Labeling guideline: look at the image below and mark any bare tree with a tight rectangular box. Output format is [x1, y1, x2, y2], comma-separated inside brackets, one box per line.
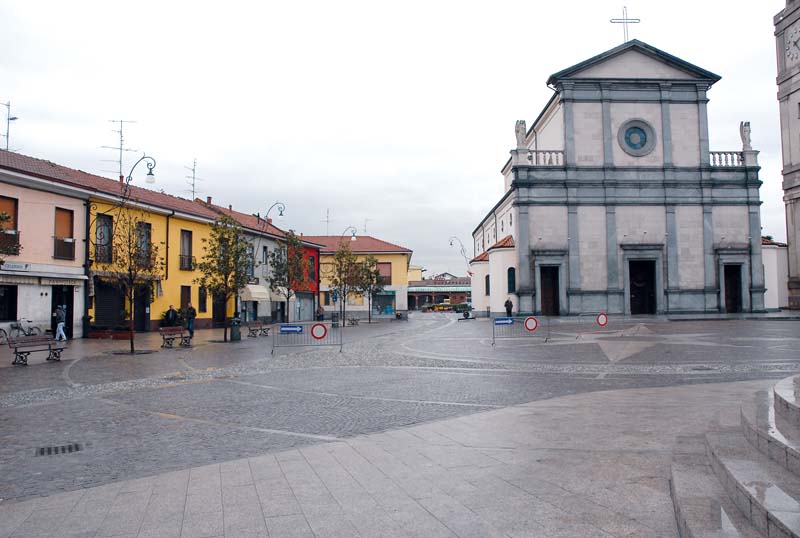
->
[355, 255, 384, 323]
[326, 241, 359, 325]
[267, 230, 309, 323]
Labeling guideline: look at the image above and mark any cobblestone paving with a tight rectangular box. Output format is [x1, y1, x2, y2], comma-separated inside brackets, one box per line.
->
[1, 314, 799, 503]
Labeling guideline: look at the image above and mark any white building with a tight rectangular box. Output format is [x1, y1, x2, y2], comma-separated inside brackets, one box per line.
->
[471, 40, 766, 316]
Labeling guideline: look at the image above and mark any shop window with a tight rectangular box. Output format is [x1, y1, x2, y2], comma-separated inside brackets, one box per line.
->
[323, 291, 330, 306]
[377, 262, 392, 285]
[53, 207, 75, 260]
[507, 267, 516, 293]
[0, 196, 20, 256]
[485, 274, 490, 296]
[95, 214, 113, 263]
[246, 245, 255, 277]
[198, 286, 208, 313]
[0, 285, 18, 321]
[308, 256, 316, 282]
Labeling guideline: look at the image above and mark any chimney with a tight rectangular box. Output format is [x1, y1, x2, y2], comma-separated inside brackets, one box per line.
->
[119, 175, 124, 184]
[229, 204, 232, 211]
[267, 217, 272, 224]
[206, 196, 212, 205]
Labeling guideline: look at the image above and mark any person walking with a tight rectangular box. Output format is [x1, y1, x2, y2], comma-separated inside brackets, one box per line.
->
[55, 305, 68, 341]
[186, 302, 197, 338]
[165, 305, 178, 327]
[504, 298, 513, 317]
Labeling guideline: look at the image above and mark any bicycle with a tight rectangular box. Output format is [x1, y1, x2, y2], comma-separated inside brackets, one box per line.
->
[8, 319, 42, 339]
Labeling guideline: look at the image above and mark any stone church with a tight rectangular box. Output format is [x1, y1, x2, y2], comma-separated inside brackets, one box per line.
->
[470, 40, 765, 317]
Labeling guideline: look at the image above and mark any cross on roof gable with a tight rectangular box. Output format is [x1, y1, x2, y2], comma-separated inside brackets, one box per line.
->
[547, 40, 721, 86]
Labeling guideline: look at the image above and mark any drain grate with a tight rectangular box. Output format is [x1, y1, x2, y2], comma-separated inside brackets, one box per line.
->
[35, 443, 82, 456]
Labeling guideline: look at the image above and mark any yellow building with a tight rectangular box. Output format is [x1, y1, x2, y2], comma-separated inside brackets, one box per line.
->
[303, 235, 413, 317]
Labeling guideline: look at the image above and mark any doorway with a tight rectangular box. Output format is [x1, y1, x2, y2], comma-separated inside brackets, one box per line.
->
[724, 264, 743, 313]
[50, 285, 74, 338]
[540, 266, 560, 316]
[629, 260, 656, 315]
[133, 284, 151, 331]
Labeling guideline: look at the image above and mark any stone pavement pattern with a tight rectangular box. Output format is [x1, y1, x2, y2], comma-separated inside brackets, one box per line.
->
[0, 379, 777, 538]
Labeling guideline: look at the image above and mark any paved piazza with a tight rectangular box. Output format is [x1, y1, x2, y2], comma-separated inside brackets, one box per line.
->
[1, 313, 799, 537]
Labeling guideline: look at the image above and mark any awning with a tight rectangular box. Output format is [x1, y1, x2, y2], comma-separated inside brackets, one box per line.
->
[241, 284, 269, 302]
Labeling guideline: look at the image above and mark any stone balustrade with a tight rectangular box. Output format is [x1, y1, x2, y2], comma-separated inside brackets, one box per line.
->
[709, 151, 744, 167]
[525, 150, 564, 166]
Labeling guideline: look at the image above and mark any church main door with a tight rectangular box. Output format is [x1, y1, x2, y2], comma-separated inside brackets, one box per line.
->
[629, 260, 656, 315]
[540, 266, 560, 316]
[724, 264, 743, 313]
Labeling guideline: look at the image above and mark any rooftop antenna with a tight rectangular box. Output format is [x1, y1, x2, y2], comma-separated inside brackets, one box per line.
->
[185, 158, 205, 199]
[101, 119, 137, 178]
[321, 208, 333, 235]
[610, 6, 640, 43]
[363, 218, 371, 235]
[2, 101, 19, 151]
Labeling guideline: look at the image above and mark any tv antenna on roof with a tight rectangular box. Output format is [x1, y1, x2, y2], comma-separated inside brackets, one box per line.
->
[185, 158, 205, 199]
[321, 208, 334, 235]
[101, 119, 137, 178]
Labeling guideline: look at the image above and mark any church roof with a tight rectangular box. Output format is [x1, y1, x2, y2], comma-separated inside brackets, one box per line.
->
[488, 235, 515, 250]
[546, 39, 721, 86]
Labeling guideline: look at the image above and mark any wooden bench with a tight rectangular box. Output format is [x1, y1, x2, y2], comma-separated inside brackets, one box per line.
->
[347, 317, 360, 326]
[8, 335, 65, 365]
[159, 326, 191, 348]
[246, 321, 271, 337]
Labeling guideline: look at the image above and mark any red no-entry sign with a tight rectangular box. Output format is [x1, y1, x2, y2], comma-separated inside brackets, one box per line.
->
[310, 323, 328, 340]
[524, 316, 538, 332]
[596, 312, 609, 327]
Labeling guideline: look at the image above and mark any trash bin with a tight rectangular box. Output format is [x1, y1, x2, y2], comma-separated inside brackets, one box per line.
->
[229, 315, 242, 341]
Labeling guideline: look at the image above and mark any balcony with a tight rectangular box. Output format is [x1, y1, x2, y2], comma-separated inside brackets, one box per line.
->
[95, 244, 112, 264]
[709, 151, 744, 167]
[0, 230, 20, 256]
[179, 254, 195, 271]
[53, 237, 76, 260]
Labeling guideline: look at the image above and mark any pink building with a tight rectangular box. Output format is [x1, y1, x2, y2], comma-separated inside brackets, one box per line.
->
[0, 154, 88, 338]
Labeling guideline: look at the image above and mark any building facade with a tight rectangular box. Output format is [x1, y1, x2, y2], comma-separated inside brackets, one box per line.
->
[306, 235, 412, 318]
[775, 1, 800, 309]
[470, 40, 766, 316]
[0, 159, 88, 338]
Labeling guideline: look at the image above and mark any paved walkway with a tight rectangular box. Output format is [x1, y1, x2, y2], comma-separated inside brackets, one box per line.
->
[0, 378, 774, 538]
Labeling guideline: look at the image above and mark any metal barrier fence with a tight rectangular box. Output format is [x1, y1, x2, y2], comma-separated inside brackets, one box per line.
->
[491, 316, 550, 345]
[492, 313, 647, 345]
[271, 321, 342, 353]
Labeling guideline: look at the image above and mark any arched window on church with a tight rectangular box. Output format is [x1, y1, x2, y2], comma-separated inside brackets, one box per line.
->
[507, 267, 516, 293]
[485, 274, 490, 296]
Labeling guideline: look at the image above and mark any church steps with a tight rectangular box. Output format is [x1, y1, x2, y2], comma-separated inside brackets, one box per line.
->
[740, 388, 800, 476]
[706, 427, 800, 537]
[775, 376, 800, 427]
[670, 435, 762, 538]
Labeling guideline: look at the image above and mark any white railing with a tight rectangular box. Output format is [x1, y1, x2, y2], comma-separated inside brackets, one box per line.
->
[709, 151, 743, 167]
[526, 150, 565, 166]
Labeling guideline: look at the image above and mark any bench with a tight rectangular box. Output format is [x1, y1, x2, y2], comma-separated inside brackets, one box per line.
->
[347, 317, 360, 326]
[8, 335, 65, 365]
[159, 326, 192, 348]
[246, 321, 271, 337]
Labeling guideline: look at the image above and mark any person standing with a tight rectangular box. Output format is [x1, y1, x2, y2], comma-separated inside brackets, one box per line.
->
[55, 305, 67, 341]
[315, 304, 325, 321]
[165, 305, 178, 327]
[504, 298, 513, 317]
[186, 302, 197, 338]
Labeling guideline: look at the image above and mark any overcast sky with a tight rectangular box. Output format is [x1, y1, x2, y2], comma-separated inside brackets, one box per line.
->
[0, 0, 788, 275]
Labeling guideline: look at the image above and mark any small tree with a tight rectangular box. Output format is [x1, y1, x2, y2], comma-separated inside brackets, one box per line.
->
[355, 256, 384, 323]
[267, 230, 309, 322]
[194, 215, 253, 342]
[94, 208, 164, 353]
[327, 241, 360, 326]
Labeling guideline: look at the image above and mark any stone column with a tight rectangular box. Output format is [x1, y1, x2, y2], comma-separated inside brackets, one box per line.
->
[748, 205, 766, 312]
[568, 205, 580, 313]
[703, 206, 716, 311]
[661, 84, 673, 167]
[666, 206, 679, 312]
[697, 85, 711, 167]
[515, 204, 534, 313]
[562, 83, 576, 168]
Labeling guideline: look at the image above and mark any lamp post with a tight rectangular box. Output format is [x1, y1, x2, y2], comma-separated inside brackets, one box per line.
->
[449, 236, 470, 268]
[121, 154, 157, 202]
[3, 102, 18, 151]
[341, 225, 357, 245]
[264, 201, 286, 225]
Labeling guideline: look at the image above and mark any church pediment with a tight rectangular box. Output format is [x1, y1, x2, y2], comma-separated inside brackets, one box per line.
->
[547, 40, 720, 85]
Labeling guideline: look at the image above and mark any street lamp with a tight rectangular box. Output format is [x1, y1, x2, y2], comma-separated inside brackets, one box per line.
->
[449, 236, 470, 266]
[3, 101, 18, 151]
[265, 201, 286, 224]
[341, 225, 357, 244]
[119, 154, 157, 202]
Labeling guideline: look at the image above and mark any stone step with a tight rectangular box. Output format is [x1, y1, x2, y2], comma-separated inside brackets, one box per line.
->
[775, 375, 800, 428]
[706, 428, 800, 537]
[670, 435, 762, 538]
[740, 389, 800, 476]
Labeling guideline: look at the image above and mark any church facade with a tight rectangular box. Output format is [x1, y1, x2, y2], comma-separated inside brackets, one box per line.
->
[470, 40, 765, 317]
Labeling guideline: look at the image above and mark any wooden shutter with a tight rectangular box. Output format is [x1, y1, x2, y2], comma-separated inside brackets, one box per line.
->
[0, 197, 17, 229]
[55, 208, 73, 238]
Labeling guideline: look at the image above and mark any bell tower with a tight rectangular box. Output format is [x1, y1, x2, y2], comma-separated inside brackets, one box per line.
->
[776, 0, 800, 308]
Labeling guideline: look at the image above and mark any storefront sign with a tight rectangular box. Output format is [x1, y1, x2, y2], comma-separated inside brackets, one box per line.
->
[40, 278, 85, 286]
[1, 262, 30, 271]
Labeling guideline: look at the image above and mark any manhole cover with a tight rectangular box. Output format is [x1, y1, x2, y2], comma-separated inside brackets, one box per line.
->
[35, 443, 82, 456]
